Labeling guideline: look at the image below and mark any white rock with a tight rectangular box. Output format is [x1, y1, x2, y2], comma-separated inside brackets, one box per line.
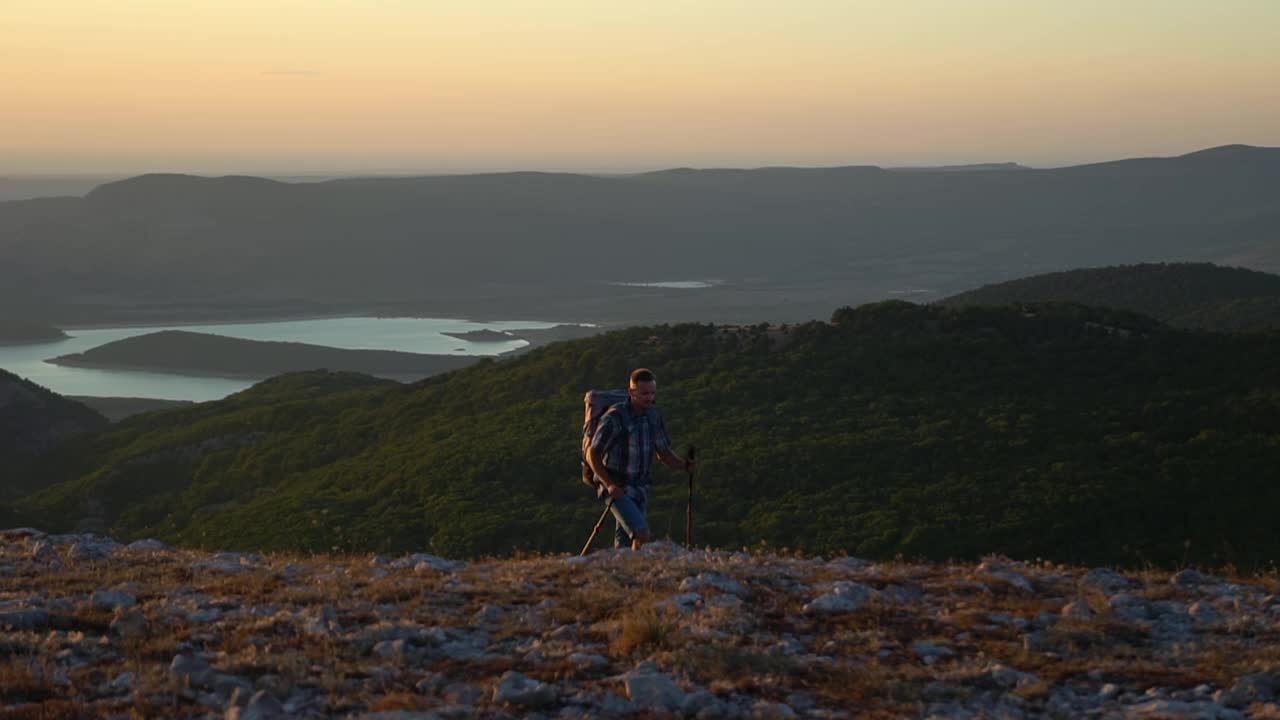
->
[373, 639, 406, 659]
[623, 668, 686, 711]
[110, 672, 135, 692]
[989, 664, 1037, 688]
[125, 539, 169, 553]
[803, 592, 861, 615]
[679, 572, 747, 597]
[804, 581, 874, 615]
[751, 700, 797, 719]
[493, 671, 556, 707]
[978, 558, 1034, 592]
[390, 552, 464, 572]
[170, 653, 213, 686]
[1127, 699, 1231, 717]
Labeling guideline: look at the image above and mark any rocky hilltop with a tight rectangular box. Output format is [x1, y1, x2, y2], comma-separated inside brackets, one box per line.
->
[3, 529, 1280, 719]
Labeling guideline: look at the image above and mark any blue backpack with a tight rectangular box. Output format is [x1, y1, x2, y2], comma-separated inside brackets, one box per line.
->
[580, 389, 634, 486]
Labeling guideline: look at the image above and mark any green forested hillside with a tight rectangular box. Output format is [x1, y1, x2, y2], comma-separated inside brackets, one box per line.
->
[0, 369, 107, 498]
[9, 302, 1280, 569]
[940, 263, 1280, 330]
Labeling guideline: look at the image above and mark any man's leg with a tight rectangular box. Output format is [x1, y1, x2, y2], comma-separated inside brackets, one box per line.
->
[608, 488, 649, 550]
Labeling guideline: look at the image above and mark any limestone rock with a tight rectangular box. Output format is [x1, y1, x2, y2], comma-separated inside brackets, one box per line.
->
[623, 667, 686, 711]
[492, 671, 557, 707]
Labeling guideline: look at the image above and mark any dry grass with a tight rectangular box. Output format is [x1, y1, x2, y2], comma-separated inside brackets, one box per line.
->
[611, 605, 680, 658]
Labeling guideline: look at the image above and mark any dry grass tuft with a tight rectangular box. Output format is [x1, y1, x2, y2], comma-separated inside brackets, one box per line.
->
[611, 605, 680, 658]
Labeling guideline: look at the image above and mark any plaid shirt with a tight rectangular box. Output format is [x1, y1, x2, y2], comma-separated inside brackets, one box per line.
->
[589, 402, 672, 487]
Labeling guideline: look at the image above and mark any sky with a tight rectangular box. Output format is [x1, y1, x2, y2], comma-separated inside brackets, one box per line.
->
[3, 0, 1279, 174]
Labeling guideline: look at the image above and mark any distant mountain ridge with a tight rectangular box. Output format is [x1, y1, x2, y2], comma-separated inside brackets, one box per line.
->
[3, 144, 1278, 325]
[939, 262, 1280, 331]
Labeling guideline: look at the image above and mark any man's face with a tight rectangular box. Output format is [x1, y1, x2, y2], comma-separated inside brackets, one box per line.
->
[630, 380, 657, 411]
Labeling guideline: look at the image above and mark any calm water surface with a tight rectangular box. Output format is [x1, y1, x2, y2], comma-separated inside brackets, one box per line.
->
[0, 316, 557, 402]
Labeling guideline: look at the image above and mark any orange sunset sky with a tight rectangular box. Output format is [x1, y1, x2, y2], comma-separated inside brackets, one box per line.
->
[3, 1, 1278, 174]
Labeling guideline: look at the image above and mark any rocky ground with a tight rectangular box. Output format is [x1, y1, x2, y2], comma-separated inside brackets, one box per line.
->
[2, 530, 1280, 719]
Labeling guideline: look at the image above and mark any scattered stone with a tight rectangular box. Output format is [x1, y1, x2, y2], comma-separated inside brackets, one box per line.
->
[471, 604, 504, 625]
[373, 639, 406, 659]
[751, 700, 797, 719]
[0, 608, 50, 630]
[1172, 569, 1215, 587]
[390, 553, 465, 573]
[1107, 593, 1151, 621]
[989, 664, 1037, 688]
[679, 572, 748, 597]
[623, 666, 686, 711]
[978, 558, 1034, 592]
[568, 652, 608, 669]
[803, 581, 874, 615]
[912, 640, 955, 662]
[1188, 601, 1223, 626]
[125, 539, 169, 552]
[169, 653, 213, 686]
[493, 671, 557, 707]
[442, 682, 485, 705]
[110, 608, 148, 639]
[92, 590, 137, 611]
[1061, 600, 1094, 619]
[706, 594, 743, 610]
[1081, 568, 1135, 593]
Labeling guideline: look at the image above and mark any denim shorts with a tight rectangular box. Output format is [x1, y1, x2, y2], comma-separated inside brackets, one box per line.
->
[600, 484, 648, 547]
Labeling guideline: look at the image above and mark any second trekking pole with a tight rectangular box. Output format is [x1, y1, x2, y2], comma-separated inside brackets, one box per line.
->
[685, 446, 697, 548]
[580, 498, 614, 556]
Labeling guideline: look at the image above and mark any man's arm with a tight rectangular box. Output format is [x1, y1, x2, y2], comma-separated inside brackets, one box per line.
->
[587, 445, 623, 498]
[588, 414, 625, 499]
[657, 447, 694, 473]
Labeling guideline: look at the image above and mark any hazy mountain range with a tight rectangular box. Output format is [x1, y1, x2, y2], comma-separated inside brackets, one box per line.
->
[3, 145, 1277, 325]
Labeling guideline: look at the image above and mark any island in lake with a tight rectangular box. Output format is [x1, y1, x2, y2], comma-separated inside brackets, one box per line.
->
[441, 329, 514, 342]
[442, 324, 600, 346]
[46, 330, 480, 381]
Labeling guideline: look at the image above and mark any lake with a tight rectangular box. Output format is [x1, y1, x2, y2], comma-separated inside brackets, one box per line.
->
[0, 316, 559, 402]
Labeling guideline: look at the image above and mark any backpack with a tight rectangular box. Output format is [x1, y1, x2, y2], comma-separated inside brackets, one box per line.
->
[580, 389, 634, 486]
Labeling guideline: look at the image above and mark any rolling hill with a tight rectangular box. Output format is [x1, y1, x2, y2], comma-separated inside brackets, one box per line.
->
[0, 369, 107, 498]
[938, 262, 1280, 331]
[9, 301, 1280, 570]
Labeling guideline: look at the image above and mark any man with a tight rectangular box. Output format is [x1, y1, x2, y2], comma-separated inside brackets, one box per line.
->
[586, 368, 694, 550]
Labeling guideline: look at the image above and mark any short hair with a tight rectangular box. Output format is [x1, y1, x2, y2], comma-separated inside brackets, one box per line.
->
[629, 368, 656, 386]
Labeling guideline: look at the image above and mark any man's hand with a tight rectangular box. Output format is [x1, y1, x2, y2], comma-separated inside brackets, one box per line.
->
[658, 447, 694, 474]
[603, 482, 625, 499]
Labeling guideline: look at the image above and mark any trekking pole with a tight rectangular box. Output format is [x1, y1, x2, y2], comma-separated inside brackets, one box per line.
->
[580, 498, 614, 556]
[685, 446, 697, 548]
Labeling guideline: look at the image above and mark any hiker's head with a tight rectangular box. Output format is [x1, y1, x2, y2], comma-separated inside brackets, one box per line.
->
[628, 368, 657, 411]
